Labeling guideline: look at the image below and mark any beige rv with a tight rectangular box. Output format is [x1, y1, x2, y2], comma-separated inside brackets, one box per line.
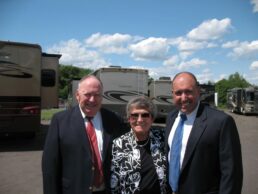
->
[227, 87, 258, 115]
[93, 67, 149, 119]
[148, 77, 174, 121]
[0, 40, 61, 137]
[68, 66, 149, 120]
[148, 77, 216, 122]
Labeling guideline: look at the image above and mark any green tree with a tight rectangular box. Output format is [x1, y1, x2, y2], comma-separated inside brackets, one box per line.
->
[59, 64, 93, 99]
[228, 72, 250, 88]
[215, 79, 230, 105]
[215, 72, 251, 106]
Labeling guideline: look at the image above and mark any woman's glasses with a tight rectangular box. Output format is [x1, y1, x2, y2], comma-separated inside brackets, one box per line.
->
[130, 113, 151, 119]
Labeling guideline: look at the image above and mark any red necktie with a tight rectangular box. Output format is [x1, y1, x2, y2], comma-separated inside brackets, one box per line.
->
[86, 117, 104, 187]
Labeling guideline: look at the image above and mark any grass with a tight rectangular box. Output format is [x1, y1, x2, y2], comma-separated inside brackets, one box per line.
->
[41, 108, 65, 120]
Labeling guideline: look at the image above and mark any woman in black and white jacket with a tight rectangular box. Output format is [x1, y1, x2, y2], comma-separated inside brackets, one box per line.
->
[110, 96, 168, 194]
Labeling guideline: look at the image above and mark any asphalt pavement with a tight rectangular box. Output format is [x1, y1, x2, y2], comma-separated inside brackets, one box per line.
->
[0, 112, 258, 194]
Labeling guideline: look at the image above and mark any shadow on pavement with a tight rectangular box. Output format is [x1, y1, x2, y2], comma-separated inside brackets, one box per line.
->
[0, 123, 49, 152]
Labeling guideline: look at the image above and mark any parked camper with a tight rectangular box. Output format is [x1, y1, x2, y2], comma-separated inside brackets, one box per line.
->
[67, 79, 80, 108]
[199, 84, 216, 107]
[148, 77, 216, 121]
[0, 40, 61, 136]
[41, 53, 61, 109]
[148, 77, 174, 121]
[68, 66, 149, 120]
[94, 66, 149, 119]
[227, 87, 258, 115]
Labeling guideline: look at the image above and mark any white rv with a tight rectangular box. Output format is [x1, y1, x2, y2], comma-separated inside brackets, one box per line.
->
[0, 40, 61, 137]
[148, 78, 216, 121]
[68, 66, 149, 120]
[148, 77, 174, 121]
[67, 79, 80, 108]
[227, 87, 258, 115]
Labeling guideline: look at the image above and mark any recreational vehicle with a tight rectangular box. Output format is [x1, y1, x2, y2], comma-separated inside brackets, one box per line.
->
[92, 66, 149, 119]
[148, 77, 174, 121]
[67, 79, 80, 108]
[227, 87, 258, 115]
[199, 84, 216, 107]
[148, 78, 216, 121]
[68, 67, 217, 122]
[0, 40, 61, 136]
[68, 66, 149, 120]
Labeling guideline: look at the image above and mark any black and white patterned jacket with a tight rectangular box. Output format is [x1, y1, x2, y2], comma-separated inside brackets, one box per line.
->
[110, 127, 168, 194]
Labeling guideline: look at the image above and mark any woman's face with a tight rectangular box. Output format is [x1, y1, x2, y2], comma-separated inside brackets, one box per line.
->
[128, 107, 154, 140]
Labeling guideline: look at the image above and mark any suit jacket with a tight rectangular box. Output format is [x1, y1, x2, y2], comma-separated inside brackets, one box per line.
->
[42, 106, 129, 194]
[165, 103, 243, 194]
[110, 128, 168, 194]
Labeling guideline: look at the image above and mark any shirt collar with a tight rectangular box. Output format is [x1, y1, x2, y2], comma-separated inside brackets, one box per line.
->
[178, 101, 200, 122]
[78, 105, 100, 122]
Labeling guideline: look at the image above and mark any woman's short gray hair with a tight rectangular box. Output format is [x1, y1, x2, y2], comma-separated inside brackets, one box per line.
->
[126, 96, 157, 119]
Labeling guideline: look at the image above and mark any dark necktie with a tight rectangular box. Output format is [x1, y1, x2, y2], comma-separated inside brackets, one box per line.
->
[86, 117, 104, 187]
[169, 114, 187, 192]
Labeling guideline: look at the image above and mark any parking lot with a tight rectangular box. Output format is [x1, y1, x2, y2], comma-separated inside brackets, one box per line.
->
[0, 111, 258, 194]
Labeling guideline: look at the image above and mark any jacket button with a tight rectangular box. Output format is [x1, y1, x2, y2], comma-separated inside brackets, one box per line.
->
[92, 166, 95, 171]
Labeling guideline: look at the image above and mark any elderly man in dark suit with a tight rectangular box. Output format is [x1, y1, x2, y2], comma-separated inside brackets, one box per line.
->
[42, 75, 128, 194]
[165, 72, 243, 194]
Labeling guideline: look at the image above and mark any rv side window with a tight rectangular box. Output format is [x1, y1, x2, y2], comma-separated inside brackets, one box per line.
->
[41, 69, 56, 87]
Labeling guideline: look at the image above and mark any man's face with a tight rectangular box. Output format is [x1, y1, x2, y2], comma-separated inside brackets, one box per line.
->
[76, 77, 102, 117]
[172, 73, 200, 114]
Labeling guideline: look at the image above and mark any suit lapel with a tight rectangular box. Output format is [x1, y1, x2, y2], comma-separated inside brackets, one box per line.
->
[181, 104, 207, 172]
[100, 110, 112, 162]
[165, 111, 178, 151]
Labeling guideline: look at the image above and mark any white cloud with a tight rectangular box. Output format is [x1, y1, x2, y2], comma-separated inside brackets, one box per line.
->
[227, 40, 258, 58]
[187, 18, 232, 41]
[163, 55, 179, 66]
[250, 61, 258, 70]
[129, 37, 169, 61]
[196, 69, 214, 83]
[179, 51, 194, 60]
[85, 32, 135, 54]
[167, 18, 228, 60]
[215, 74, 228, 82]
[148, 66, 175, 79]
[207, 42, 218, 48]
[222, 40, 240, 48]
[167, 37, 183, 46]
[178, 58, 207, 70]
[251, 0, 258, 12]
[47, 39, 111, 69]
[177, 39, 206, 51]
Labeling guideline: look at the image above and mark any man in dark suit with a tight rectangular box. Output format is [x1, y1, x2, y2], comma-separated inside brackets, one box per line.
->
[165, 72, 243, 194]
[42, 75, 128, 194]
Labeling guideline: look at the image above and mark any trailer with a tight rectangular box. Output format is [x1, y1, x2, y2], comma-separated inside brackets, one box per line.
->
[227, 87, 258, 115]
[68, 68, 216, 122]
[148, 77, 174, 121]
[0, 40, 61, 137]
[199, 84, 216, 107]
[68, 66, 149, 120]
[67, 79, 80, 108]
[148, 78, 216, 121]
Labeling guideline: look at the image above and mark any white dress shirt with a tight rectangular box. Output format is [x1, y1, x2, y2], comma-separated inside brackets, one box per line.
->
[168, 102, 199, 168]
[78, 107, 104, 160]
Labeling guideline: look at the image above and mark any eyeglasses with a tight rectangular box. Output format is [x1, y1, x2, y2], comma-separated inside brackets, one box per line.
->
[130, 113, 151, 119]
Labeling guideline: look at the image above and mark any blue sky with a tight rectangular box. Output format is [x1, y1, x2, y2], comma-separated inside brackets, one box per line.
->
[1, 0, 258, 84]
